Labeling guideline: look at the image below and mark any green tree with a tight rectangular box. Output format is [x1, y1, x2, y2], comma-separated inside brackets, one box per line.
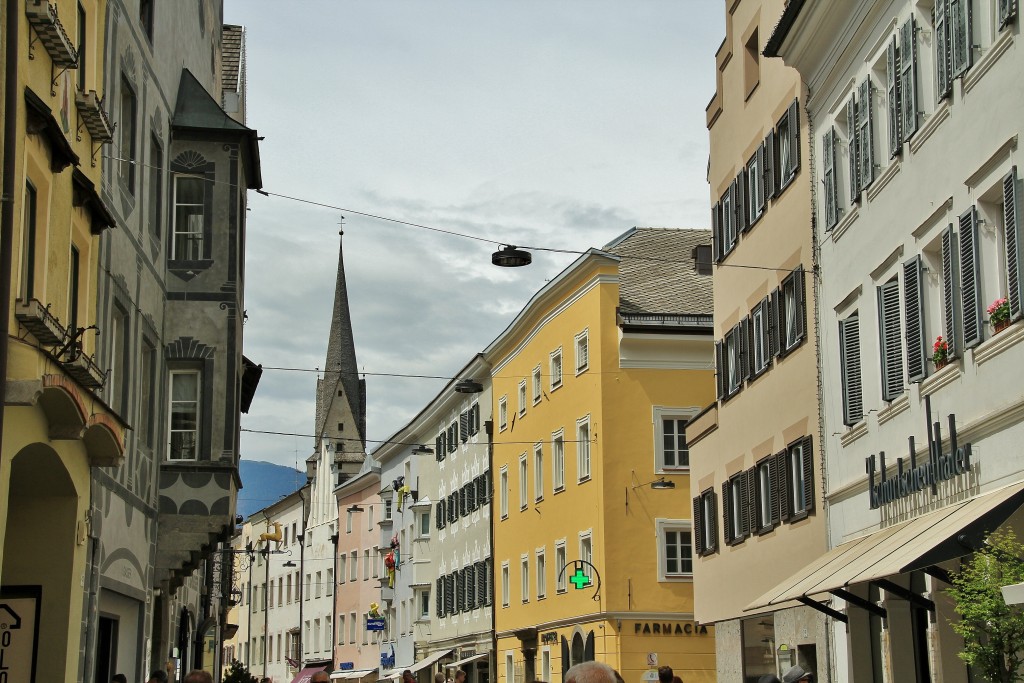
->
[948, 529, 1024, 682]
[223, 659, 258, 683]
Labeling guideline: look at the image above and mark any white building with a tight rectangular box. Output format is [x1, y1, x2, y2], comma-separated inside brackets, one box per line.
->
[758, 2, 1024, 682]
[303, 440, 342, 669]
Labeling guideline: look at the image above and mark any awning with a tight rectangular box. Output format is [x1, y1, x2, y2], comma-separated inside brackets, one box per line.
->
[331, 668, 378, 680]
[747, 481, 1024, 612]
[379, 667, 410, 681]
[409, 649, 454, 673]
[446, 654, 488, 668]
[291, 666, 327, 683]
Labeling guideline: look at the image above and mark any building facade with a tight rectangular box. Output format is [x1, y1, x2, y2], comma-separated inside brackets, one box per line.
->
[686, 1, 828, 680]
[759, 1, 1024, 682]
[1, 1, 127, 681]
[485, 228, 717, 683]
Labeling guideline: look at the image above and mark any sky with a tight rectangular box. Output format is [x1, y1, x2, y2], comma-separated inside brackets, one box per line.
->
[225, 1, 725, 471]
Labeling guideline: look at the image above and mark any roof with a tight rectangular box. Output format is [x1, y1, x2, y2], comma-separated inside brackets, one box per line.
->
[604, 228, 713, 316]
[221, 25, 243, 92]
[763, 0, 807, 58]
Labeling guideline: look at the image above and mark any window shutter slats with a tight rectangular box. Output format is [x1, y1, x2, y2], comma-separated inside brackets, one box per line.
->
[941, 225, 960, 357]
[847, 95, 860, 203]
[437, 577, 444, 617]
[436, 500, 445, 529]
[722, 481, 733, 544]
[801, 437, 815, 513]
[745, 468, 757, 535]
[709, 490, 719, 552]
[460, 411, 470, 443]
[760, 298, 771, 369]
[1004, 168, 1022, 318]
[878, 279, 905, 401]
[736, 171, 748, 234]
[951, 0, 973, 77]
[904, 256, 927, 382]
[738, 475, 749, 537]
[960, 207, 983, 348]
[753, 465, 765, 530]
[795, 267, 807, 343]
[901, 18, 919, 140]
[692, 496, 705, 555]
[887, 36, 902, 158]
[858, 77, 875, 191]
[936, 0, 952, 99]
[711, 202, 722, 264]
[756, 143, 768, 214]
[739, 318, 751, 382]
[765, 129, 777, 201]
[823, 127, 838, 230]
[774, 450, 789, 522]
[998, 0, 1018, 27]
[788, 99, 800, 177]
[840, 315, 864, 426]
[715, 340, 725, 401]
[769, 291, 781, 358]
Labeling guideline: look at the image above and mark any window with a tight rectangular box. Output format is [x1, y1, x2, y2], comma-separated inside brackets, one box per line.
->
[519, 454, 528, 510]
[506, 653, 515, 683]
[287, 574, 292, 602]
[721, 180, 737, 253]
[349, 612, 357, 644]
[364, 549, 371, 579]
[338, 554, 346, 584]
[346, 510, 353, 533]
[751, 299, 770, 376]
[723, 473, 749, 545]
[781, 267, 807, 352]
[747, 147, 765, 226]
[822, 127, 840, 231]
[755, 458, 775, 532]
[500, 466, 509, 519]
[119, 76, 136, 192]
[149, 136, 163, 238]
[280, 576, 285, 604]
[337, 615, 344, 645]
[579, 533, 593, 579]
[168, 370, 200, 460]
[109, 304, 129, 413]
[419, 589, 430, 619]
[743, 28, 759, 95]
[839, 314, 864, 426]
[521, 555, 529, 603]
[950, 0, 973, 79]
[904, 256, 927, 383]
[786, 438, 814, 517]
[417, 510, 430, 537]
[139, 0, 154, 41]
[886, 18, 920, 156]
[172, 175, 205, 260]
[576, 418, 591, 481]
[550, 348, 563, 389]
[717, 318, 749, 399]
[878, 278, 905, 401]
[775, 101, 799, 190]
[315, 571, 322, 598]
[575, 329, 589, 373]
[19, 182, 37, 301]
[552, 431, 565, 491]
[657, 520, 693, 580]
[693, 488, 718, 556]
[139, 340, 156, 448]
[534, 443, 544, 502]
[693, 244, 713, 275]
[518, 380, 527, 417]
[532, 365, 542, 404]
[77, 4, 87, 90]
[349, 551, 358, 581]
[852, 77, 875, 194]
[656, 411, 690, 471]
[542, 649, 551, 683]
[501, 561, 510, 607]
[68, 246, 80, 336]
[384, 498, 393, 521]
[536, 548, 547, 599]
[499, 395, 508, 431]
[372, 546, 379, 578]
[555, 541, 567, 593]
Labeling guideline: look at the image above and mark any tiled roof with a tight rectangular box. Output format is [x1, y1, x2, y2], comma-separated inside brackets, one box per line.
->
[222, 24, 243, 92]
[604, 227, 713, 316]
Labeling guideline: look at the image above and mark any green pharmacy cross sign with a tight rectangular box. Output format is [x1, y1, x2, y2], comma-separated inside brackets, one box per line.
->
[558, 560, 601, 600]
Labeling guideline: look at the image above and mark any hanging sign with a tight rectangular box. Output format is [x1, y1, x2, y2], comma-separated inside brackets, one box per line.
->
[0, 589, 41, 683]
[367, 618, 387, 632]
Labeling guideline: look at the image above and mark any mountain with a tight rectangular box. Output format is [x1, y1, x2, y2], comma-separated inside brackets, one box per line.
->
[237, 460, 305, 520]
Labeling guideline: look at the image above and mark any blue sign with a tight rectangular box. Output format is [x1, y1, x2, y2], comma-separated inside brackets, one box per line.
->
[367, 617, 386, 632]
[381, 646, 395, 669]
[340, 663, 355, 671]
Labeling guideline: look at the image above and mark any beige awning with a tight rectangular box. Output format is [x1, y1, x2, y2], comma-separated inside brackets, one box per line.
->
[409, 649, 454, 673]
[746, 481, 1024, 612]
[331, 669, 378, 680]
[446, 653, 488, 669]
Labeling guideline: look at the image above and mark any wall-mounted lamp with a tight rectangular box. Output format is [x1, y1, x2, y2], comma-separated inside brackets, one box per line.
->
[411, 444, 434, 456]
[346, 505, 364, 513]
[632, 477, 676, 490]
[330, 533, 339, 545]
[492, 245, 532, 267]
[454, 379, 483, 394]
[282, 560, 297, 568]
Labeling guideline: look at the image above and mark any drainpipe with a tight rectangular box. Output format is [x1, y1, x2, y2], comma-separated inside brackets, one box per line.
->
[0, 0, 21, 539]
[486, 418, 496, 682]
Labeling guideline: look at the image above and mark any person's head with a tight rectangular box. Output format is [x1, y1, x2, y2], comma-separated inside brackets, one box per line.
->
[112, 675, 128, 683]
[148, 670, 168, 683]
[403, 670, 414, 681]
[565, 661, 618, 683]
[183, 672, 214, 683]
[454, 670, 467, 683]
[435, 672, 447, 683]
[311, 672, 331, 683]
[671, 677, 683, 683]
[657, 666, 674, 683]
[781, 666, 813, 683]
[757, 676, 782, 683]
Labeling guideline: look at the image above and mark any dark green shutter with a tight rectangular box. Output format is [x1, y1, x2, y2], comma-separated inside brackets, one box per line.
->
[941, 224, 961, 357]
[936, 0, 952, 99]
[801, 436, 815, 513]
[960, 207, 982, 348]
[847, 94, 860, 202]
[823, 127, 838, 230]
[900, 18, 919, 140]
[840, 315, 864, 426]
[951, 0, 973, 77]
[904, 256, 927, 382]
[887, 35, 902, 158]
[878, 279, 905, 401]
[1004, 168, 1022, 318]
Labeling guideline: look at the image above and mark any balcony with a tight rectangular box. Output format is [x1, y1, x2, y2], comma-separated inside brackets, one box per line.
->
[61, 350, 105, 389]
[75, 90, 114, 143]
[25, 0, 78, 68]
[15, 298, 66, 346]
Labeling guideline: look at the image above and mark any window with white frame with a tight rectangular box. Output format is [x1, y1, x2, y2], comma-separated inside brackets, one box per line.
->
[552, 430, 565, 492]
[724, 473, 748, 545]
[532, 365, 542, 404]
[519, 454, 528, 510]
[384, 498, 393, 521]
[787, 438, 813, 517]
[536, 548, 547, 598]
[751, 299, 769, 375]
[338, 554, 346, 584]
[499, 395, 508, 431]
[576, 417, 591, 481]
[533, 443, 544, 502]
[579, 532, 593, 579]
[500, 466, 509, 519]
[349, 551, 358, 581]
[755, 457, 774, 532]
[417, 509, 430, 538]
[656, 519, 693, 580]
[693, 488, 718, 556]
[550, 347, 563, 389]
[517, 380, 528, 417]
[363, 549, 371, 579]
[506, 653, 515, 683]
[501, 561, 510, 607]
[168, 370, 200, 460]
[839, 313, 864, 425]
[418, 588, 430, 620]
[555, 540, 567, 593]
[349, 611, 357, 644]
[878, 277, 905, 401]
[172, 175, 206, 260]
[780, 267, 807, 353]
[654, 408, 692, 471]
[521, 554, 529, 603]
[575, 329, 589, 373]
[747, 146, 765, 226]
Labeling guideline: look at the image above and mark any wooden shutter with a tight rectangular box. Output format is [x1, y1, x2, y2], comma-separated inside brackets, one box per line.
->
[823, 127, 838, 230]
[900, 18, 919, 140]
[746, 312, 757, 377]
[788, 99, 800, 177]
[1004, 168, 1022, 318]
[460, 410, 470, 443]
[801, 437, 815, 513]
[795, 267, 807, 343]
[436, 577, 444, 617]
[759, 298, 771, 370]
[708, 490, 719, 552]
[998, 0, 1018, 27]
[445, 574, 455, 615]
[858, 77, 875, 191]
[941, 225, 961, 357]
[736, 171, 748, 234]
[465, 564, 476, 611]
[721, 481, 733, 544]
[727, 179, 738, 251]
[471, 403, 481, 434]
[769, 290, 781, 358]
[756, 143, 768, 215]
[738, 318, 751, 383]
[951, 0, 973, 77]
[765, 129, 777, 200]
[753, 464, 765, 531]
[878, 279, 905, 401]
[449, 423, 458, 453]
[839, 315, 864, 426]
[774, 450, 790, 522]
[711, 202, 722, 263]
[960, 207, 983, 348]
[745, 468, 758, 534]
[692, 496, 705, 555]
[904, 256, 927, 382]
[887, 35, 902, 158]
[714, 340, 725, 401]
[847, 94, 860, 203]
[936, 0, 952, 99]
[436, 500, 445, 529]
[437, 433, 445, 462]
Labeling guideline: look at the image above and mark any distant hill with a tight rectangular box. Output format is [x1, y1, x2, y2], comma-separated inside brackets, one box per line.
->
[237, 460, 305, 520]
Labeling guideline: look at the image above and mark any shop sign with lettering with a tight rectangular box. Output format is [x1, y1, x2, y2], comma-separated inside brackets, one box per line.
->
[632, 622, 708, 636]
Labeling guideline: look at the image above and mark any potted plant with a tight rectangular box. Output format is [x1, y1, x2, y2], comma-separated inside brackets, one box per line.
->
[932, 335, 949, 369]
[988, 297, 1011, 333]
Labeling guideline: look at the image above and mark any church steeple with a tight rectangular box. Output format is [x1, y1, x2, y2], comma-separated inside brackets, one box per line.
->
[315, 224, 366, 477]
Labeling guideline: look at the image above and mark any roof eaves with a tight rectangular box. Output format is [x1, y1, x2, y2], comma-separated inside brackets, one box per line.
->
[763, 0, 807, 58]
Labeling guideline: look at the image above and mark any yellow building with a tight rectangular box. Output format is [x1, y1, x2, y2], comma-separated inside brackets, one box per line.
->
[484, 229, 716, 683]
[0, 1, 124, 680]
